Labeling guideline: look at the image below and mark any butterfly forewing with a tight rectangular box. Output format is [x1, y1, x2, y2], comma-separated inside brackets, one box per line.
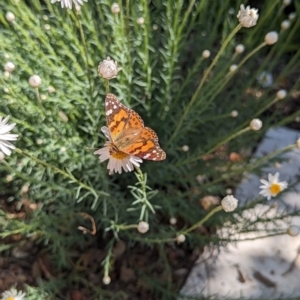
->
[104, 94, 166, 161]
[105, 94, 144, 141]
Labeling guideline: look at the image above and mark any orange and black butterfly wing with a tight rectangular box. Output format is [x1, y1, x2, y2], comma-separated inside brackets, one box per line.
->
[105, 93, 166, 161]
[105, 93, 144, 142]
[121, 127, 166, 161]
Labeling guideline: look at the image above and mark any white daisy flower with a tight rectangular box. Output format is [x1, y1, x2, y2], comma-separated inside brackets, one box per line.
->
[0, 115, 19, 156]
[259, 172, 288, 200]
[51, 0, 87, 9]
[1, 287, 26, 300]
[94, 126, 142, 174]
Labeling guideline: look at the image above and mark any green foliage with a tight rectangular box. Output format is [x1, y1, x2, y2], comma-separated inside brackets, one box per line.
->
[0, 0, 300, 298]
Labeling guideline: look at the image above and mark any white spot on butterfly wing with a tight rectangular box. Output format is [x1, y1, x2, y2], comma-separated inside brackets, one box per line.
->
[106, 109, 113, 116]
[143, 153, 151, 159]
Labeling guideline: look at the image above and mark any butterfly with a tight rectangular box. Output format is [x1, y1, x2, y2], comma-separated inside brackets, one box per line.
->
[104, 93, 166, 161]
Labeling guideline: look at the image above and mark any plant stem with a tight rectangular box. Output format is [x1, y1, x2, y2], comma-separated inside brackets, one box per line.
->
[75, 11, 93, 99]
[105, 80, 110, 94]
[178, 126, 251, 166]
[181, 206, 223, 235]
[167, 24, 242, 146]
[14, 148, 109, 197]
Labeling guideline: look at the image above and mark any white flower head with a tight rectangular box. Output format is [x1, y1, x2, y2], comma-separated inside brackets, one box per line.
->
[276, 89, 287, 99]
[250, 118, 262, 131]
[102, 275, 111, 285]
[48, 86, 56, 93]
[289, 12, 296, 21]
[257, 71, 273, 88]
[94, 126, 142, 174]
[28, 75, 42, 88]
[137, 17, 145, 25]
[231, 110, 238, 117]
[1, 287, 26, 300]
[51, 0, 87, 9]
[176, 234, 186, 244]
[229, 64, 238, 72]
[283, 0, 292, 6]
[169, 217, 177, 225]
[4, 62, 15, 73]
[237, 4, 259, 28]
[235, 44, 245, 54]
[259, 172, 288, 200]
[202, 50, 210, 58]
[265, 31, 278, 45]
[98, 57, 121, 80]
[182, 145, 189, 152]
[0, 116, 19, 156]
[221, 195, 238, 212]
[111, 3, 120, 14]
[226, 188, 233, 194]
[137, 221, 149, 234]
[281, 20, 291, 30]
[287, 225, 299, 237]
[5, 12, 15, 22]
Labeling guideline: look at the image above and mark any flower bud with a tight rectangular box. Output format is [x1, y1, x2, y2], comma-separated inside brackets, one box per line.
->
[6, 12, 15, 22]
[111, 3, 120, 14]
[289, 12, 296, 21]
[98, 57, 122, 80]
[229, 64, 238, 72]
[287, 225, 299, 236]
[250, 118, 262, 131]
[169, 217, 177, 225]
[283, 0, 291, 6]
[221, 195, 238, 212]
[235, 44, 245, 54]
[4, 62, 15, 73]
[48, 86, 56, 93]
[231, 110, 238, 117]
[176, 234, 186, 244]
[265, 31, 278, 45]
[276, 90, 287, 99]
[137, 17, 145, 25]
[137, 221, 149, 234]
[226, 188, 233, 195]
[182, 145, 189, 152]
[202, 50, 210, 58]
[281, 20, 291, 30]
[29, 75, 42, 88]
[102, 275, 111, 285]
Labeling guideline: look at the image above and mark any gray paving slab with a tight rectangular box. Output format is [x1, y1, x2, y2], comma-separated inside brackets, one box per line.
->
[180, 127, 300, 300]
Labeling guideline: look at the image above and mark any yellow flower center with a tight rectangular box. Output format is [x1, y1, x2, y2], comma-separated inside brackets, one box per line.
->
[109, 144, 129, 160]
[111, 150, 129, 160]
[7, 297, 15, 300]
[269, 183, 281, 195]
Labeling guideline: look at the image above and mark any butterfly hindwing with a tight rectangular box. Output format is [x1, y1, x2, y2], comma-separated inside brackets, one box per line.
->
[121, 128, 166, 161]
[105, 93, 166, 161]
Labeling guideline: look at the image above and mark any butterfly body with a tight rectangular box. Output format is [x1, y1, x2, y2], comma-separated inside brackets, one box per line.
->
[105, 94, 166, 161]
